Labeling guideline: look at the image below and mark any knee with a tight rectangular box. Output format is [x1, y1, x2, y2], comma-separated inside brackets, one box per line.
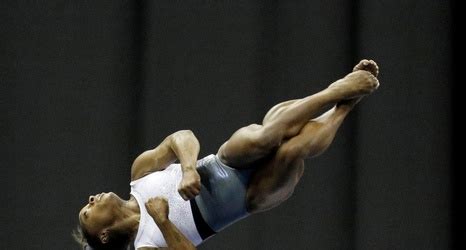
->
[246, 193, 266, 213]
[246, 187, 293, 213]
[245, 189, 280, 213]
[249, 125, 283, 153]
[219, 124, 282, 165]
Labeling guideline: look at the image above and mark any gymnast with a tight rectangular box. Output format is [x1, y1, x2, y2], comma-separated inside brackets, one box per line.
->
[75, 59, 380, 250]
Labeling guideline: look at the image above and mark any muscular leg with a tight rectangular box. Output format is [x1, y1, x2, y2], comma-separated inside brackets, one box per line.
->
[246, 98, 359, 212]
[262, 59, 379, 124]
[246, 60, 379, 212]
[219, 59, 379, 168]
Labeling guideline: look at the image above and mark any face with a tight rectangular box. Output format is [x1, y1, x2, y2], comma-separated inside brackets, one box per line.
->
[79, 192, 124, 235]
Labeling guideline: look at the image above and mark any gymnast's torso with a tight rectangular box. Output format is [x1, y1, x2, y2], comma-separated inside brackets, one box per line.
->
[130, 154, 253, 248]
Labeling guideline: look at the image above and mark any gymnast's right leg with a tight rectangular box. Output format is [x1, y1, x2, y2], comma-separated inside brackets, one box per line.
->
[217, 61, 379, 168]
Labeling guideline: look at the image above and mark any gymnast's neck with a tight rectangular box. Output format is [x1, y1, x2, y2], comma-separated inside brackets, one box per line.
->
[112, 195, 141, 239]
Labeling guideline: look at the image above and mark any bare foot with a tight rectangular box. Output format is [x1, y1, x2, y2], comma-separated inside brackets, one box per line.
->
[338, 59, 380, 108]
[328, 70, 379, 99]
[353, 59, 379, 77]
[331, 59, 380, 109]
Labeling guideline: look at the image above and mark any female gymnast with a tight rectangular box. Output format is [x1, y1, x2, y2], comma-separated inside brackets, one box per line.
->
[75, 59, 380, 250]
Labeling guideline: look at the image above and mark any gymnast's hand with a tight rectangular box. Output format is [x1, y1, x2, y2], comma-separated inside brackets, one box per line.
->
[145, 197, 169, 224]
[178, 168, 201, 200]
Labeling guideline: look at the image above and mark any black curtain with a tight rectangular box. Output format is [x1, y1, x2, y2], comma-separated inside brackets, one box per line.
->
[1, 1, 458, 249]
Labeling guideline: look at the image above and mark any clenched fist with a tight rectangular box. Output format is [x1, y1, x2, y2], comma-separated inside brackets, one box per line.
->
[178, 169, 201, 200]
[145, 197, 169, 224]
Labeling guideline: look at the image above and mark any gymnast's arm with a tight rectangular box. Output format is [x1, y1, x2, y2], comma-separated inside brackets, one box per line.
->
[130, 130, 201, 200]
[138, 197, 197, 250]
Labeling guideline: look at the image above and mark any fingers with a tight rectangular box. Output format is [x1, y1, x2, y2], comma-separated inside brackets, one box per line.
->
[178, 183, 201, 200]
[178, 171, 201, 200]
[147, 197, 168, 205]
[145, 197, 168, 212]
[145, 197, 169, 224]
[178, 182, 201, 200]
[178, 191, 189, 201]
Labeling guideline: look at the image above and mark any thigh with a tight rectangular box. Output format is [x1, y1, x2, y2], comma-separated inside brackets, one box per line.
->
[262, 99, 298, 124]
[217, 124, 277, 168]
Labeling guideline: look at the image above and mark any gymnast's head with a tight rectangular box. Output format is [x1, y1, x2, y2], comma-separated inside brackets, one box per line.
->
[74, 192, 134, 250]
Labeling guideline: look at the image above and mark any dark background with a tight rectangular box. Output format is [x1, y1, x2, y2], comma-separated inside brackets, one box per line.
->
[1, 0, 460, 249]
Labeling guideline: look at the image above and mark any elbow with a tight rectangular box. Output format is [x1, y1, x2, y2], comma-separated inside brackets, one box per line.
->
[175, 130, 197, 141]
[170, 130, 199, 144]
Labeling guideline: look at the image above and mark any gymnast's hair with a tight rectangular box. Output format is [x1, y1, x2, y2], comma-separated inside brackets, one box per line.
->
[72, 225, 132, 250]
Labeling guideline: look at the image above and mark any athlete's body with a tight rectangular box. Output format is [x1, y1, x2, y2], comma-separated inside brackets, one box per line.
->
[76, 59, 380, 250]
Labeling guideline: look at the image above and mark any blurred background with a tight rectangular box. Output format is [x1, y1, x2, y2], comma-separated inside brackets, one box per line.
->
[1, 0, 461, 249]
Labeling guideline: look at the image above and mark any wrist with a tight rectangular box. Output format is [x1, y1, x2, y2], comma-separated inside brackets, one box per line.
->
[182, 164, 197, 172]
[155, 217, 169, 226]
